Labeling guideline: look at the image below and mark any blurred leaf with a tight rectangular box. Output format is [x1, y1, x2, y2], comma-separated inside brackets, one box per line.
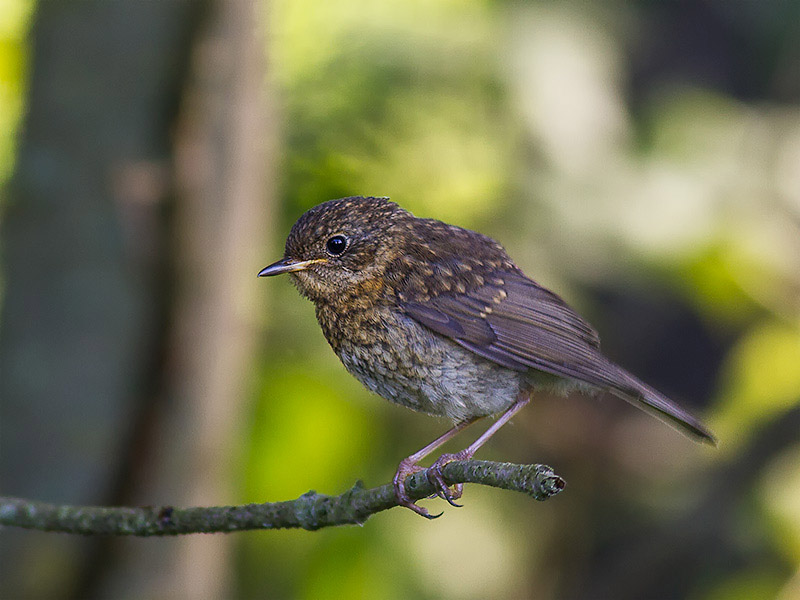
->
[645, 90, 750, 165]
[300, 530, 411, 600]
[761, 444, 800, 564]
[676, 242, 763, 326]
[244, 364, 375, 500]
[272, 0, 510, 228]
[0, 0, 33, 186]
[0, 0, 33, 39]
[712, 320, 800, 450]
[697, 568, 786, 600]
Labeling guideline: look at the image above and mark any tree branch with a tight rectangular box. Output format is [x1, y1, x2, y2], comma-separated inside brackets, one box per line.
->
[0, 460, 564, 535]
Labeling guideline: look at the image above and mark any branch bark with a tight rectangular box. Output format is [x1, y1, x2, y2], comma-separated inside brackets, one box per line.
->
[0, 461, 564, 535]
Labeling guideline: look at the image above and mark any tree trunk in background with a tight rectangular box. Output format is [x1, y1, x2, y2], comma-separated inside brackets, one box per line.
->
[96, 1, 275, 598]
[0, 1, 197, 597]
[0, 1, 275, 598]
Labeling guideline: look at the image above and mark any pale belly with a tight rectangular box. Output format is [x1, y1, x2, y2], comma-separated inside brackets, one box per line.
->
[336, 310, 523, 422]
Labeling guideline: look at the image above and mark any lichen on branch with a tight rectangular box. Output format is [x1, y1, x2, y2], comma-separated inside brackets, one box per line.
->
[0, 460, 564, 535]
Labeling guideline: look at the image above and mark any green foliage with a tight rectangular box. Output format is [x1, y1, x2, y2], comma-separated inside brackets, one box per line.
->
[274, 0, 512, 227]
[245, 363, 375, 500]
[3, 0, 799, 596]
[714, 322, 800, 449]
[240, 0, 800, 597]
[760, 444, 800, 565]
[0, 0, 33, 189]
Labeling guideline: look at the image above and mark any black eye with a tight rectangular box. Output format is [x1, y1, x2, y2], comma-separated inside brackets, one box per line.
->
[325, 234, 348, 256]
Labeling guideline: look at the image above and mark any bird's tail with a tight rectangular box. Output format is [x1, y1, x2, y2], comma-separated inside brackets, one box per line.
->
[603, 362, 717, 445]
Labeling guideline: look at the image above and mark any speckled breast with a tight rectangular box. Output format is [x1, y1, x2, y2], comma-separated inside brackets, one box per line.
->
[333, 307, 523, 423]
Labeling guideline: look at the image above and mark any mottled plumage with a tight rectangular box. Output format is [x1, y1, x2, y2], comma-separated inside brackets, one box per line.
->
[259, 196, 715, 516]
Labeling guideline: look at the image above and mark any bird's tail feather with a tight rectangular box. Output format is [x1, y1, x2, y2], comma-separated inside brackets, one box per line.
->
[605, 363, 716, 445]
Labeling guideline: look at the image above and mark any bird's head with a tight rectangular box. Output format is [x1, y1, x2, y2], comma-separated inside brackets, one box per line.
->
[259, 196, 411, 304]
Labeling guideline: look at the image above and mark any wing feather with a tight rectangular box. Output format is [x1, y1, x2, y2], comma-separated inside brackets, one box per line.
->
[401, 271, 716, 443]
[402, 272, 604, 383]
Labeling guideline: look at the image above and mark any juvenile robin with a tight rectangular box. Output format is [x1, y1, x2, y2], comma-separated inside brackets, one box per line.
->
[259, 196, 715, 518]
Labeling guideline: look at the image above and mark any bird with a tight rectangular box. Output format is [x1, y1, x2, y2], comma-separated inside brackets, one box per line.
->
[258, 196, 715, 518]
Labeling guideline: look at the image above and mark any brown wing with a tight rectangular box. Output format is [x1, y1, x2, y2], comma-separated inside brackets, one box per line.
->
[402, 271, 716, 443]
[403, 272, 604, 379]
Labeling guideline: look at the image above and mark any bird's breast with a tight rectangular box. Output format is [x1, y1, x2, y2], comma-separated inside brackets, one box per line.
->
[318, 304, 523, 421]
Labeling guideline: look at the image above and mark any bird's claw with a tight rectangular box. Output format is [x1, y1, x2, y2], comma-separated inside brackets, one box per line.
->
[393, 451, 472, 516]
[393, 459, 443, 518]
[427, 451, 471, 507]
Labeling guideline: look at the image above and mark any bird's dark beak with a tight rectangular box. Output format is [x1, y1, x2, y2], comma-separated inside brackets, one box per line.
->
[257, 257, 325, 277]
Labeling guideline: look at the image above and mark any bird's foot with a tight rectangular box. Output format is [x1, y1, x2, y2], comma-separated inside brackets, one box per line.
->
[392, 458, 443, 519]
[427, 450, 472, 507]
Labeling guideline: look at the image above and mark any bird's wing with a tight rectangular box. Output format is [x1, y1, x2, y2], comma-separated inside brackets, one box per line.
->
[402, 271, 604, 379]
[402, 271, 716, 443]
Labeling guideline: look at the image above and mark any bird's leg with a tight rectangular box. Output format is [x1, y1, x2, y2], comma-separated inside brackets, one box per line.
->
[428, 393, 531, 507]
[393, 416, 481, 518]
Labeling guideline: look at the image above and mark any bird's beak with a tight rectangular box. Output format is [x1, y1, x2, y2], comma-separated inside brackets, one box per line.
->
[257, 257, 325, 277]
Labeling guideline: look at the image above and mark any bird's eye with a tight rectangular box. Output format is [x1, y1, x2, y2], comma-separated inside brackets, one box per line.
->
[325, 234, 348, 256]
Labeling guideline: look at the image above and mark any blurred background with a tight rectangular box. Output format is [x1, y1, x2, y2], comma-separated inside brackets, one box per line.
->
[1, 0, 800, 598]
